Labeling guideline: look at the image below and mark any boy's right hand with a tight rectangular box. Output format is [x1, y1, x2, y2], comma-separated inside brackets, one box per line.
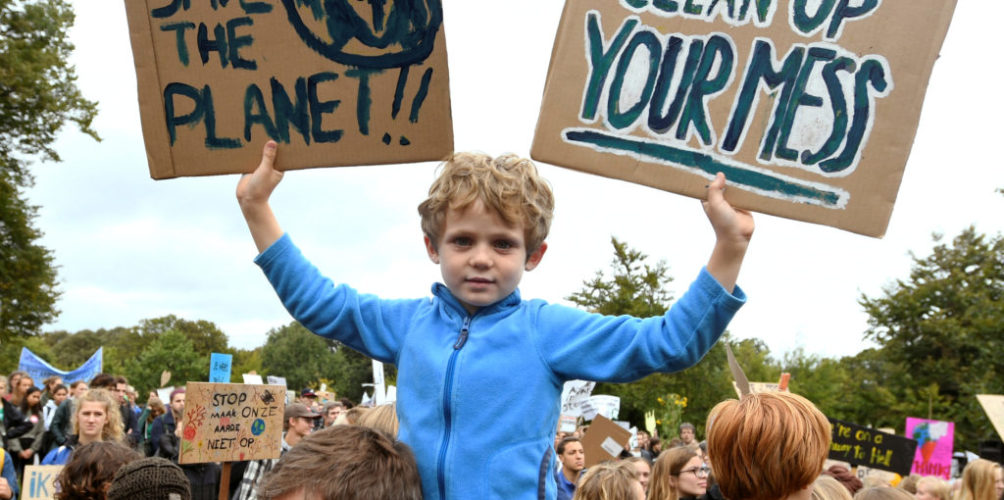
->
[237, 141, 285, 253]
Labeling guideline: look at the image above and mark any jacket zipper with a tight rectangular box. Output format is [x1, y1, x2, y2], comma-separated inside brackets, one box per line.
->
[437, 315, 471, 500]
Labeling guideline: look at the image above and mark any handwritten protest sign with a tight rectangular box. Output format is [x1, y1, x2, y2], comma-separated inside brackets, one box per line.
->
[532, 0, 957, 237]
[560, 379, 596, 417]
[828, 417, 916, 475]
[582, 415, 632, 467]
[905, 417, 953, 479]
[209, 353, 232, 383]
[179, 382, 284, 464]
[23, 465, 62, 500]
[124, 0, 453, 179]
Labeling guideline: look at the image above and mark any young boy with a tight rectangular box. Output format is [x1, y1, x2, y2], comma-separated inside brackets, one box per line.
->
[237, 141, 753, 500]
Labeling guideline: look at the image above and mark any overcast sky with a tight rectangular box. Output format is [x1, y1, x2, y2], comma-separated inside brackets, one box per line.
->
[23, 0, 1004, 362]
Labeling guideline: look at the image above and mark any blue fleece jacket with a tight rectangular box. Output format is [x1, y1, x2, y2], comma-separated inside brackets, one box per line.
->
[256, 234, 745, 500]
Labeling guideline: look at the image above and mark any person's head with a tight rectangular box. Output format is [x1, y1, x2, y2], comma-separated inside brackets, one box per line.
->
[52, 384, 69, 405]
[107, 456, 192, 500]
[957, 458, 1004, 500]
[812, 475, 853, 500]
[557, 437, 586, 475]
[914, 476, 950, 500]
[44, 375, 63, 393]
[338, 405, 369, 426]
[284, 403, 321, 437]
[573, 460, 646, 500]
[89, 373, 116, 390]
[55, 441, 141, 500]
[113, 376, 129, 405]
[147, 399, 167, 424]
[357, 403, 399, 437]
[168, 388, 185, 417]
[7, 371, 25, 392]
[72, 389, 124, 443]
[0, 375, 8, 397]
[21, 386, 42, 413]
[71, 380, 89, 398]
[649, 445, 706, 500]
[650, 436, 662, 454]
[14, 374, 33, 399]
[637, 430, 651, 449]
[821, 465, 863, 496]
[299, 387, 317, 403]
[624, 456, 652, 493]
[418, 152, 554, 314]
[706, 392, 830, 500]
[853, 487, 913, 500]
[323, 402, 345, 426]
[679, 422, 696, 444]
[898, 475, 921, 495]
[259, 425, 422, 500]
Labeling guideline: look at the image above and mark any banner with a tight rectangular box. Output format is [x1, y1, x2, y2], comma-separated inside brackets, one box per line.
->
[532, 0, 957, 237]
[209, 353, 233, 383]
[18, 347, 102, 385]
[827, 417, 916, 475]
[905, 417, 953, 479]
[179, 382, 285, 464]
[124, 0, 453, 179]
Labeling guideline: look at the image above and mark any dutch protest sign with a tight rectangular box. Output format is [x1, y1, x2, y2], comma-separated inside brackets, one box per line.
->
[828, 417, 916, 475]
[179, 382, 285, 464]
[532, 0, 957, 237]
[905, 417, 954, 479]
[23, 465, 62, 500]
[124, 0, 453, 179]
[976, 394, 1004, 442]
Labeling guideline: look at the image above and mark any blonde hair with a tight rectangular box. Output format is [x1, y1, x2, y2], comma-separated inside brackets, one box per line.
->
[71, 389, 124, 442]
[357, 403, 399, 437]
[956, 459, 1002, 500]
[706, 392, 831, 500]
[648, 446, 699, 500]
[573, 461, 641, 500]
[812, 475, 854, 500]
[916, 476, 951, 500]
[855, 487, 913, 500]
[418, 152, 554, 254]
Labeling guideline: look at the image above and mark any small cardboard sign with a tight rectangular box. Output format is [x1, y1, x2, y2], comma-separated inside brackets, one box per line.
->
[581, 414, 632, 467]
[209, 353, 233, 383]
[242, 373, 263, 385]
[828, 417, 916, 475]
[976, 394, 1004, 442]
[179, 382, 285, 464]
[124, 0, 454, 179]
[905, 417, 954, 479]
[560, 379, 596, 417]
[23, 465, 62, 500]
[532, 0, 957, 237]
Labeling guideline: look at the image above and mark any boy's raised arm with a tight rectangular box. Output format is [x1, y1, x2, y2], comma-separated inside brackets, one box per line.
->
[702, 172, 754, 293]
[237, 141, 285, 253]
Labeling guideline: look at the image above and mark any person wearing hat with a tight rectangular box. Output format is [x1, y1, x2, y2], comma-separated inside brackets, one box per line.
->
[108, 456, 192, 500]
[234, 403, 321, 500]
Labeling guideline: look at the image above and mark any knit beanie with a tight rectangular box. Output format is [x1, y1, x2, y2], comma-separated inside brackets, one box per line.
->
[107, 457, 192, 500]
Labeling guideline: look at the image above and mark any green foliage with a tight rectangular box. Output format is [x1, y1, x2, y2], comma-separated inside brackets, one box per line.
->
[261, 322, 340, 392]
[124, 330, 204, 395]
[566, 237, 673, 317]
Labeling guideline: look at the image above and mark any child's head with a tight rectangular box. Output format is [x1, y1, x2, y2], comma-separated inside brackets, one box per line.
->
[706, 392, 831, 500]
[418, 152, 555, 313]
[573, 460, 645, 500]
[418, 152, 554, 254]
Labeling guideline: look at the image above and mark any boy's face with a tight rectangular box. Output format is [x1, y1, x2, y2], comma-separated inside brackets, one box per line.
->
[425, 200, 546, 315]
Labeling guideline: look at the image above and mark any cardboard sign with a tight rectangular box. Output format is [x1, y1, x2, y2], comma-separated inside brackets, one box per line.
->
[532, 0, 957, 237]
[23, 465, 62, 500]
[905, 417, 954, 479]
[976, 394, 1004, 442]
[731, 380, 783, 398]
[242, 373, 263, 385]
[560, 379, 596, 417]
[209, 353, 233, 383]
[828, 417, 916, 475]
[581, 414, 633, 467]
[179, 382, 285, 464]
[124, 0, 454, 179]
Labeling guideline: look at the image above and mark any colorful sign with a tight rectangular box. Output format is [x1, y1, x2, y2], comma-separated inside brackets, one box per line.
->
[209, 353, 232, 383]
[124, 0, 453, 179]
[22, 465, 62, 500]
[532, 0, 957, 237]
[179, 382, 285, 464]
[827, 417, 916, 475]
[905, 417, 954, 479]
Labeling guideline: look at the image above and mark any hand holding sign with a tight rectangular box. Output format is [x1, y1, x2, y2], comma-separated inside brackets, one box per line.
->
[237, 141, 285, 253]
[703, 172, 754, 292]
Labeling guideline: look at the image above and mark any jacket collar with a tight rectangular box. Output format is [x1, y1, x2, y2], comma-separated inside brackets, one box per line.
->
[430, 283, 522, 318]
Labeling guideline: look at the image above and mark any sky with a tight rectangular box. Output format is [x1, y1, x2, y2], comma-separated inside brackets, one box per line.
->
[22, 0, 1004, 362]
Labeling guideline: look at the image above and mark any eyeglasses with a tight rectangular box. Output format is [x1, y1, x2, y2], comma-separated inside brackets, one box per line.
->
[678, 465, 711, 478]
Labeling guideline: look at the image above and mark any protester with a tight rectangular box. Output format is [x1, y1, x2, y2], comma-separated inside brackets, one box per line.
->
[0, 376, 33, 453]
[356, 403, 399, 437]
[9, 386, 45, 480]
[0, 448, 18, 500]
[648, 446, 707, 500]
[822, 465, 863, 496]
[40, 376, 62, 405]
[4, 373, 25, 403]
[334, 406, 368, 426]
[899, 475, 921, 495]
[234, 403, 320, 500]
[7, 375, 32, 410]
[107, 456, 192, 500]
[955, 459, 1003, 500]
[573, 461, 646, 500]
[706, 392, 830, 500]
[43, 384, 68, 433]
[679, 423, 697, 446]
[556, 436, 586, 500]
[51, 375, 112, 449]
[915, 476, 951, 500]
[258, 425, 422, 500]
[112, 376, 140, 446]
[812, 475, 853, 500]
[623, 456, 652, 494]
[136, 394, 166, 457]
[150, 388, 184, 458]
[321, 401, 344, 428]
[54, 441, 141, 500]
[43, 389, 124, 465]
[855, 488, 913, 500]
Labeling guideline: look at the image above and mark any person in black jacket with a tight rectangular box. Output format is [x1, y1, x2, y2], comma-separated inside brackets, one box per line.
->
[0, 376, 33, 451]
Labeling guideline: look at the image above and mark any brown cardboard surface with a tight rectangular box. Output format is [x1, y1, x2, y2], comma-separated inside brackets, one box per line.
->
[976, 395, 1004, 442]
[532, 0, 957, 237]
[581, 414, 632, 467]
[179, 382, 285, 464]
[125, 0, 453, 179]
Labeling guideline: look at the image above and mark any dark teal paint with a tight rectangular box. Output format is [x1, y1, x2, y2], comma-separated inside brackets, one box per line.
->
[408, 67, 433, 123]
[677, 34, 734, 145]
[607, 30, 661, 130]
[819, 58, 887, 172]
[161, 22, 195, 66]
[722, 40, 803, 153]
[583, 13, 639, 121]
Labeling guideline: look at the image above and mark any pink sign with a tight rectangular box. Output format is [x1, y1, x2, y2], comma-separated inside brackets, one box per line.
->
[905, 417, 954, 479]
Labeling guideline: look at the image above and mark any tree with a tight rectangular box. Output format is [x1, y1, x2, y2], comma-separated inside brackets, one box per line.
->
[0, 0, 99, 340]
[124, 330, 204, 395]
[567, 237, 674, 317]
[261, 322, 340, 392]
[859, 227, 1004, 450]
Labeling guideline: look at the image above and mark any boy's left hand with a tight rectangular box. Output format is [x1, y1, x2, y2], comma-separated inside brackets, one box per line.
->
[702, 172, 753, 292]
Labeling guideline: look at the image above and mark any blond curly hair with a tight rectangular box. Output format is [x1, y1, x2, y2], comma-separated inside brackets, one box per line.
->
[71, 388, 124, 443]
